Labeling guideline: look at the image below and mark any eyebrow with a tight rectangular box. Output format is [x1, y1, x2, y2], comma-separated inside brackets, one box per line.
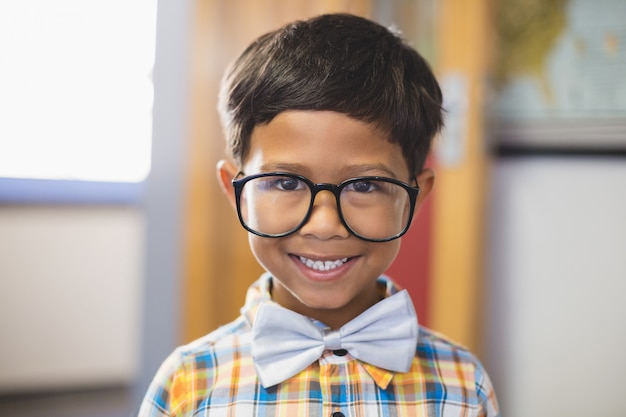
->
[258, 162, 307, 173]
[341, 164, 400, 179]
[257, 162, 400, 179]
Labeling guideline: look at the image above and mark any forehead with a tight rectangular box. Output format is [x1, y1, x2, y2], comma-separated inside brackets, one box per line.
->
[243, 111, 409, 182]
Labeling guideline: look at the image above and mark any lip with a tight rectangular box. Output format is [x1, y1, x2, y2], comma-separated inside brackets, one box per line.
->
[289, 253, 357, 282]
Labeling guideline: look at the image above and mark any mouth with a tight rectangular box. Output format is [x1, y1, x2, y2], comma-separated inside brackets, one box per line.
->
[297, 256, 350, 272]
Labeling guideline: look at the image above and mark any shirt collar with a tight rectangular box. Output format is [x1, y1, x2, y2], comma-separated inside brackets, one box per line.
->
[241, 272, 410, 389]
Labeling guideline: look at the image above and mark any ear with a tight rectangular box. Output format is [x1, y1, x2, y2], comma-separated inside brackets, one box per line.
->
[216, 159, 239, 211]
[414, 168, 435, 213]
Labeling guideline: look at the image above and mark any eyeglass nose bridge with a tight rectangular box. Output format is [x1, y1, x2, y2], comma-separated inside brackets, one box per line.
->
[309, 182, 343, 200]
[306, 182, 345, 214]
[301, 182, 349, 228]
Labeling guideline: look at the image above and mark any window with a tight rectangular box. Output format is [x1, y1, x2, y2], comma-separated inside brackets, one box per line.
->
[0, 0, 157, 202]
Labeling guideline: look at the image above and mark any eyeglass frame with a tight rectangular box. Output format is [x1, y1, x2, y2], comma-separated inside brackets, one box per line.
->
[231, 172, 421, 242]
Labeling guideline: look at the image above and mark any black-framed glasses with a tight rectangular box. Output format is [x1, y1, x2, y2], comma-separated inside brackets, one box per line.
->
[232, 172, 420, 242]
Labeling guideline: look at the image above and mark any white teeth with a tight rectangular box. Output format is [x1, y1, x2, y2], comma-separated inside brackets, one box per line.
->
[299, 256, 349, 271]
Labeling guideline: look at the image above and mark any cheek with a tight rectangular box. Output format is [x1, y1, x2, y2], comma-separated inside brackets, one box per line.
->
[248, 234, 264, 260]
[247, 234, 280, 270]
[366, 240, 402, 272]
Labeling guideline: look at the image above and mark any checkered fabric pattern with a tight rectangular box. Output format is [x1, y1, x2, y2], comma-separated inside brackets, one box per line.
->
[138, 274, 499, 417]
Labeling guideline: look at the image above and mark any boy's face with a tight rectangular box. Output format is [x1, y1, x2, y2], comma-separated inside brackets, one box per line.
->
[218, 110, 433, 328]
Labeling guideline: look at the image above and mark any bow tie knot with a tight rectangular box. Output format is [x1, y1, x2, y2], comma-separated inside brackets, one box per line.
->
[250, 290, 418, 388]
[323, 329, 342, 351]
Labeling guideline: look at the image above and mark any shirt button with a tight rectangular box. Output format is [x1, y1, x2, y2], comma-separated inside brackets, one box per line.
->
[333, 349, 348, 356]
[332, 412, 345, 417]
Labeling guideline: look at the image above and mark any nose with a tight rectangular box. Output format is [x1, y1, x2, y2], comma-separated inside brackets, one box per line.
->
[298, 189, 350, 239]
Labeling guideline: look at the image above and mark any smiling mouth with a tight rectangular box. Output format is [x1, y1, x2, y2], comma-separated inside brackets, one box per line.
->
[298, 256, 349, 272]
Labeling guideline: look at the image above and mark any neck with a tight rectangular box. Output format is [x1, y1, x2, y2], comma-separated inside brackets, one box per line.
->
[270, 280, 385, 329]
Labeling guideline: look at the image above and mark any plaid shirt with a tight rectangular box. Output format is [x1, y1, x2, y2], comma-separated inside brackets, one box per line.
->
[138, 274, 500, 416]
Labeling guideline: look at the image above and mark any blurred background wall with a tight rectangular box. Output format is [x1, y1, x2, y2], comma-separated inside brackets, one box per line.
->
[0, 1, 624, 416]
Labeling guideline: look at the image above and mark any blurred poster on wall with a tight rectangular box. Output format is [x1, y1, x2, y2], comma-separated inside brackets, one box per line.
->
[490, 0, 626, 151]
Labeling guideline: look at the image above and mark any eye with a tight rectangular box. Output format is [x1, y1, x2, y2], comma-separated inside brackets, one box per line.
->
[346, 180, 377, 193]
[276, 177, 302, 191]
[264, 176, 306, 192]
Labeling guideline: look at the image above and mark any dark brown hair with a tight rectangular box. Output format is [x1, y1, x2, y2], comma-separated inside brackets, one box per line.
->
[218, 13, 443, 176]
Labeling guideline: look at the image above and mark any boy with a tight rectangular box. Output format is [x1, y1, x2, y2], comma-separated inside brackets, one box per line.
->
[139, 13, 499, 416]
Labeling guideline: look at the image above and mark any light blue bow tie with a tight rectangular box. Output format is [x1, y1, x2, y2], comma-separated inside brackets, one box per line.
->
[251, 290, 418, 388]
